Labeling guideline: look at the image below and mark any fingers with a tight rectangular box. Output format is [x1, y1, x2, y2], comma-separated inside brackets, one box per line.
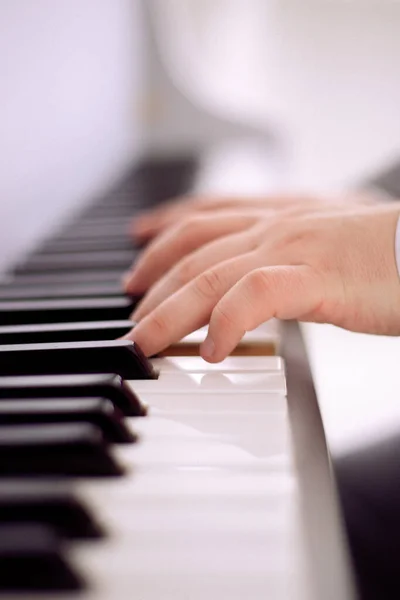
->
[124, 211, 261, 295]
[130, 195, 233, 241]
[201, 265, 323, 362]
[125, 253, 258, 357]
[132, 228, 258, 320]
[130, 193, 315, 241]
[130, 198, 194, 242]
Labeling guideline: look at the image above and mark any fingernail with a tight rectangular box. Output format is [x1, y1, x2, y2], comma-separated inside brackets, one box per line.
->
[201, 336, 215, 360]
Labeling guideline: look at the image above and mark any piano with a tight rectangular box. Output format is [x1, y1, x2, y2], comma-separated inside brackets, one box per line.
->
[0, 153, 361, 600]
[3, 4, 400, 597]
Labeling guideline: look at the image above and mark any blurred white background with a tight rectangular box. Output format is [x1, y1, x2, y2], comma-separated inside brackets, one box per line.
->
[1, 0, 400, 273]
[147, 0, 400, 188]
[0, 0, 144, 272]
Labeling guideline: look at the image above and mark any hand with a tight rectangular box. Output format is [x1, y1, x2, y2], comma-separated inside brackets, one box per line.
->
[124, 193, 371, 310]
[125, 203, 400, 361]
[125, 195, 354, 296]
[130, 193, 343, 243]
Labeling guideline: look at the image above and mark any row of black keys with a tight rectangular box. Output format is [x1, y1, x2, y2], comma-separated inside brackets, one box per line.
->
[0, 378, 137, 590]
[0, 178, 159, 591]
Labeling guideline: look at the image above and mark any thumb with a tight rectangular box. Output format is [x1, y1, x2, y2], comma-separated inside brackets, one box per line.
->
[201, 265, 323, 362]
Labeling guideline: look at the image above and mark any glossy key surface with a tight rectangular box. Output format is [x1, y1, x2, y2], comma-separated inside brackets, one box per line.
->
[0, 296, 135, 325]
[0, 269, 125, 286]
[56, 222, 130, 239]
[0, 339, 155, 379]
[0, 523, 83, 591]
[38, 235, 134, 254]
[15, 250, 136, 274]
[0, 319, 133, 344]
[0, 281, 126, 300]
[0, 397, 135, 443]
[0, 422, 124, 476]
[0, 373, 144, 416]
[0, 484, 103, 539]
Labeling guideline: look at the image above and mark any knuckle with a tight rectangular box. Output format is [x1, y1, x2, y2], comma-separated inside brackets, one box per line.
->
[273, 221, 303, 248]
[178, 217, 200, 239]
[280, 219, 318, 247]
[195, 268, 224, 299]
[172, 258, 196, 287]
[213, 302, 237, 331]
[264, 266, 290, 289]
[244, 268, 273, 297]
[265, 219, 320, 263]
[148, 311, 171, 339]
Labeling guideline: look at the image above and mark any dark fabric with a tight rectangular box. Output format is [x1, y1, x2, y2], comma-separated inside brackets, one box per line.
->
[335, 433, 400, 599]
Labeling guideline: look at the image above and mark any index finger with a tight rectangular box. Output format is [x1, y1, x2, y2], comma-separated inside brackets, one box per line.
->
[125, 252, 257, 357]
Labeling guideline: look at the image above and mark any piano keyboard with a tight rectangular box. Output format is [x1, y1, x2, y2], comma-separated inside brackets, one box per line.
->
[0, 159, 354, 599]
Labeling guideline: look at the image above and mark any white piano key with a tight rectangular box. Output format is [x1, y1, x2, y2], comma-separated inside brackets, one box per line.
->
[79, 468, 297, 503]
[86, 500, 296, 538]
[114, 436, 293, 470]
[66, 460, 305, 600]
[134, 390, 287, 413]
[131, 413, 291, 456]
[68, 471, 304, 599]
[129, 370, 286, 394]
[151, 355, 284, 373]
[97, 507, 294, 539]
[60, 572, 302, 600]
[89, 495, 295, 534]
[71, 533, 302, 600]
[132, 411, 288, 437]
[73, 527, 296, 572]
[84, 486, 297, 520]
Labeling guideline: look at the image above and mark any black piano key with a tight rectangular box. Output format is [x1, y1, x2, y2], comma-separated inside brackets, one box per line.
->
[15, 250, 136, 274]
[0, 523, 83, 591]
[0, 422, 124, 477]
[0, 296, 135, 325]
[0, 484, 103, 539]
[0, 340, 155, 379]
[75, 215, 132, 227]
[80, 206, 136, 219]
[0, 281, 127, 300]
[0, 319, 134, 344]
[57, 222, 130, 239]
[0, 373, 145, 416]
[39, 236, 134, 254]
[94, 198, 140, 210]
[0, 269, 125, 286]
[0, 397, 135, 444]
